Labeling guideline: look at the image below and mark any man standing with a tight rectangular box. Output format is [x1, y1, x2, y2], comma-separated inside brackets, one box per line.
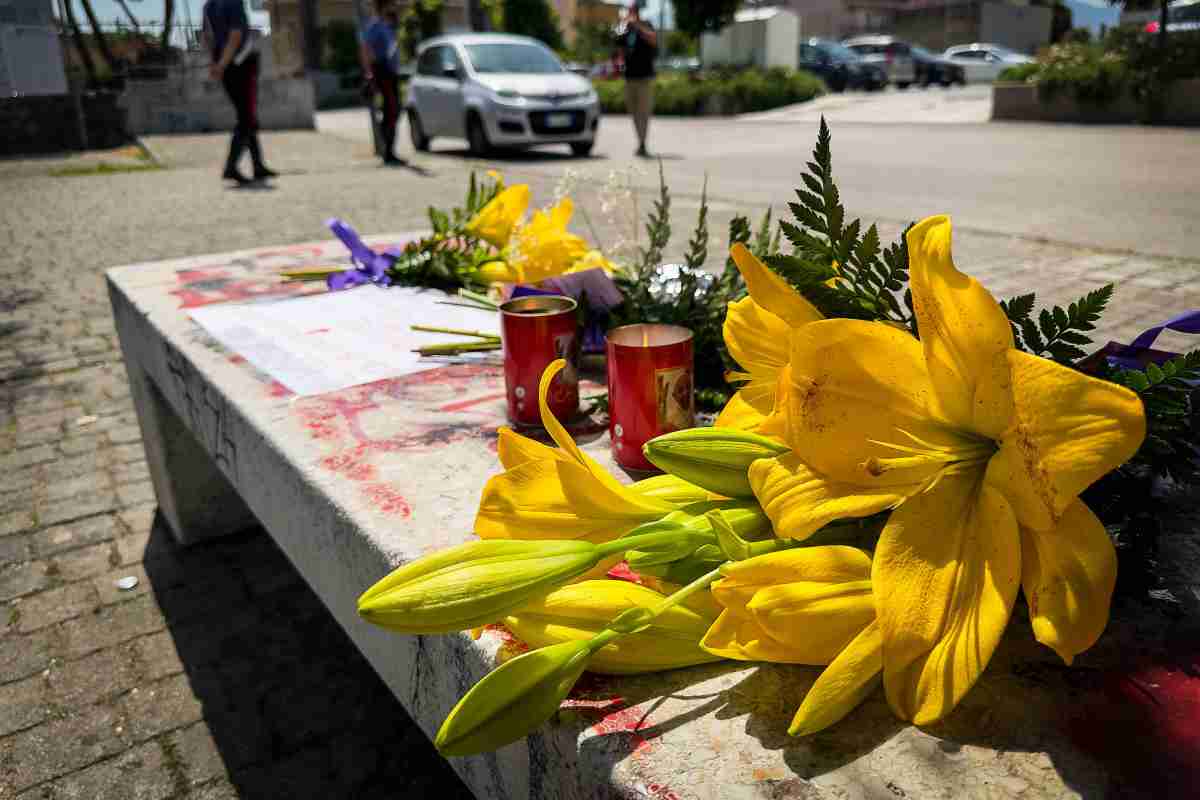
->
[618, 3, 657, 158]
[359, 0, 405, 165]
[203, 0, 276, 184]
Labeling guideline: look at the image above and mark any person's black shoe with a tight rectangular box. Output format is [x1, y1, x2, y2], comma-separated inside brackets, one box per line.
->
[382, 153, 407, 166]
[636, 144, 650, 158]
[253, 166, 279, 180]
[223, 168, 252, 185]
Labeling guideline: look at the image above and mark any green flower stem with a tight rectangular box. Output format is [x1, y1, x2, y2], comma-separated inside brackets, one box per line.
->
[588, 565, 725, 648]
[414, 342, 502, 355]
[458, 289, 499, 310]
[593, 529, 708, 561]
[411, 325, 500, 340]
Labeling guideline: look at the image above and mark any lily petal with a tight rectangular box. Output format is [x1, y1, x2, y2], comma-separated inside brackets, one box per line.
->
[1020, 499, 1116, 665]
[747, 580, 876, 663]
[714, 390, 770, 432]
[538, 361, 675, 517]
[749, 453, 911, 540]
[730, 243, 824, 328]
[789, 620, 883, 736]
[701, 609, 825, 664]
[475, 459, 634, 540]
[497, 427, 560, 470]
[723, 295, 793, 381]
[1003, 349, 1146, 524]
[785, 319, 967, 487]
[874, 473, 1021, 725]
[906, 216, 1015, 438]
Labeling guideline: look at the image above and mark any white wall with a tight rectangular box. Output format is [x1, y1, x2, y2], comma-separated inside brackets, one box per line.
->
[701, 8, 802, 69]
[980, 2, 1052, 55]
[0, 0, 67, 96]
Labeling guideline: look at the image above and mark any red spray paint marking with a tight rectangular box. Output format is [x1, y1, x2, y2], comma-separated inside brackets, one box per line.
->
[607, 561, 647, 586]
[1068, 650, 1200, 800]
[361, 483, 412, 517]
[305, 327, 332, 335]
[172, 266, 320, 309]
[585, 703, 655, 755]
[438, 392, 507, 414]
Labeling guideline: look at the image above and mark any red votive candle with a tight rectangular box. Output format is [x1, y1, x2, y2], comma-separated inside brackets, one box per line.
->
[606, 323, 695, 471]
[500, 295, 580, 427]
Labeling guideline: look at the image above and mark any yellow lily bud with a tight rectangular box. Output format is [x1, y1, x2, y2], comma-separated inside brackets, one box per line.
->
[436, 638, 594, 756]
[503, 580, 721, 674]
[477, 259, 521, 284]
[643, 427, 789, 498]
[702, 546, 875, 665]
[357, 539, 601, 634]
[630, 473, 712, 505]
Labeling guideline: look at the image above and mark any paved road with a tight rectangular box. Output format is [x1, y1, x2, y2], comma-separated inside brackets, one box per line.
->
[320, 91, 1200, 259]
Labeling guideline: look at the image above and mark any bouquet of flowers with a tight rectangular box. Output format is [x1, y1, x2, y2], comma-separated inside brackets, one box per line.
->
[356, 121, 1197, 756]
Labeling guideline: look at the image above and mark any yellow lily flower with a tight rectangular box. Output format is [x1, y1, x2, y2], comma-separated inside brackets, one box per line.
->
[702, 546, 875, 665]
[701, 546, 884, 735]
[503, 580, 722, 674]
[476, 360, 677, 542]
[568, 249, 621, 275]
[715, 243, 824, 434]
[465, 184, 530, 249]
[510, 198, 590, 284]
[748, 215, 1146, 725]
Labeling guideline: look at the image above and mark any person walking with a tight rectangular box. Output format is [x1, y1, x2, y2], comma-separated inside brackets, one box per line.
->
[618, 3, 657, 158]
[359, 0, 405, 165]
[202, 0, 276, 184]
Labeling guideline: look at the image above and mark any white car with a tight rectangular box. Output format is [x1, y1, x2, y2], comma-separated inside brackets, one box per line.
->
[943, 43, 1034, 83]
[407, 33, 601, 157]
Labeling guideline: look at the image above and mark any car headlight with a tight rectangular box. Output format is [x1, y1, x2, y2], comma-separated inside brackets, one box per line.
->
[493, 89, 526, 107]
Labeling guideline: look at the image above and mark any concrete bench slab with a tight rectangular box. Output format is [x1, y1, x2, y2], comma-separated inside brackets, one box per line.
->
[108, 238, 1197, 800]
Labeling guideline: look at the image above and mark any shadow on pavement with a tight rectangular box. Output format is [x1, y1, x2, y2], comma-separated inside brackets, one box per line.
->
[141, 514, 474, 800]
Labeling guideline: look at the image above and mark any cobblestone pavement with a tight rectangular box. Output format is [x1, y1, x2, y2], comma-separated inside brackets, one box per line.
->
[2, 129, 1199, 799]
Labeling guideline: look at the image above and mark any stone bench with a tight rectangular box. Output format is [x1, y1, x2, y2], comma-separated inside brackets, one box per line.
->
[107, 237, 1196, 800]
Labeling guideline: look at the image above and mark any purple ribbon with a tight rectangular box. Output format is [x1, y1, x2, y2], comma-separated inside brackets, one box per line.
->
[326, 218, 395, 290]
[1129, 310, 1200, 350]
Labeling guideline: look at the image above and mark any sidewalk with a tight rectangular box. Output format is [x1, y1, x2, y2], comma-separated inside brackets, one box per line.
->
[2, 128, 1199, 799]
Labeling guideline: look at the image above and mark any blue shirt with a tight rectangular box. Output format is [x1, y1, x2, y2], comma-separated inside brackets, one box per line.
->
[203, 0, 249, 62]
[362, 19, 400, 74]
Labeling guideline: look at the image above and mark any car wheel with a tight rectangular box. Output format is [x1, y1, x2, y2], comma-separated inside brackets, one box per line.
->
[466, 112, 491, 157]
[896, 81, 910, 90]
[408, 109, 430, 152]
[570, 141, 594, 157]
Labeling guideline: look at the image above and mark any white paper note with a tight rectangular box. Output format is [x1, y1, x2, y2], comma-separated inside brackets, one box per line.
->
[189, 285, 500, 396]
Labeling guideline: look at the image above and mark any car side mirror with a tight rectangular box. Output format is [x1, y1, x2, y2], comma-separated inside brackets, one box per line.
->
[443, 65, 462, 80]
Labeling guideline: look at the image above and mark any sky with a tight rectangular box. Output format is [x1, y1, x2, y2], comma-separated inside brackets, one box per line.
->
[78, 0, 269, 35]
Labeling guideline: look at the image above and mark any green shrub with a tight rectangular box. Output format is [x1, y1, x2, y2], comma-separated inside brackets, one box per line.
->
[997, 62, 1040, 82]
[593, 67, 823, 116]
[996, 30, 1200, 112]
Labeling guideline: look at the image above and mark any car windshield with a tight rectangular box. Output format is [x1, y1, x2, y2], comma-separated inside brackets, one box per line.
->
[821, 42, 860, 60]
[464, 43, 563, 74]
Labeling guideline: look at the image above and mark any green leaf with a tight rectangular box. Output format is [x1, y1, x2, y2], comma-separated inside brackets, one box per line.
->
[1146, 362, 1165, 384]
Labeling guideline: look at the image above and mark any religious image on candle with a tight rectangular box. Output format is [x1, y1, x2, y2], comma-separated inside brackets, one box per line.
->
[655, 366, 693, 431]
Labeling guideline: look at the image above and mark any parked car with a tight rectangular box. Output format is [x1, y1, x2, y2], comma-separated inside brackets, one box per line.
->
[1146, 0, 1200, 33]
[798, 38, 887, 91]
[842, 35, 917, 88]
[910, 45, 966, 86]
[943, 43, 1034, 83]
[407, 34, 601, 157]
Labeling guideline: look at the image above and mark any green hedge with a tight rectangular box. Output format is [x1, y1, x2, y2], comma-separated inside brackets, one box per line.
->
[595, 67, 824, 116]
[997, 30, 1200, 108]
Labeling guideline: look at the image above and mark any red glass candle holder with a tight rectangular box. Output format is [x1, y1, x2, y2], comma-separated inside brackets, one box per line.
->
[606, 323, 695, 471]
[500, 295, 580, 427]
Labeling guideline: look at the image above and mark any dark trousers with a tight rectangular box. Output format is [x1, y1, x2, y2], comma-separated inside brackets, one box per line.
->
[221, 55, 266, 173]
[373, 64, 400, 158]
